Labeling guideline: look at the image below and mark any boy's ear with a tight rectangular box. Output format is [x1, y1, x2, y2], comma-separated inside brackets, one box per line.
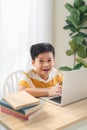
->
[32, 60, 35, 65]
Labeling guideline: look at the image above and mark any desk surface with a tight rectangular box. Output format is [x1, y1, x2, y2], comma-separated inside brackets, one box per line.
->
[0, 99, 87, 130]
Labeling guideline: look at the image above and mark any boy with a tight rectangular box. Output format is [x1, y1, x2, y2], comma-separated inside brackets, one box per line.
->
[18, 43, 62, 97]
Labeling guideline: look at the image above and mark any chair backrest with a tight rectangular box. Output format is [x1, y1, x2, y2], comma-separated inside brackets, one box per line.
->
[3, 70, 23, 95]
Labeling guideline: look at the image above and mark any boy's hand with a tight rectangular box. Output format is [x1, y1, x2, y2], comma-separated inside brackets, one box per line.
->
[48, 85, 62, 97]
[57, 85, 62, 94]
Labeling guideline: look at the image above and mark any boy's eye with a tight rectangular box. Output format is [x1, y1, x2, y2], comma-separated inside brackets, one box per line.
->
[38, 59, 52, 63]
[48, 59, 52, 62]
[39, 60, 43, 63]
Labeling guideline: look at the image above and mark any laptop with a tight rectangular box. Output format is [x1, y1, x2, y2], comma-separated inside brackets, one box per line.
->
[40, 69, 87, 106]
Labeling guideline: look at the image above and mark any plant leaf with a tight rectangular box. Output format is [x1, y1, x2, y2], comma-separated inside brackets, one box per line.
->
[79, 5, 87, 14]
[74, 0, 85, 8]
[73, 63, 83, 70]
[63, 24, 77, 33]
[69, 40, 77, 51]
[80, 16, 87, 24]
[59, 66, 72, 71]
[76, 58, 87, 67]
[65, 20, 72, 25]
[66, 49, 74, 56]
[77, 44, 87, 58]
[79, 32, 87, 38]
[72, 33, 84, 44]
[82, 39, 87, 46]
[65, 3, 74, 14]
[82, 26, 87, 29]
[67, 11, 80, 28]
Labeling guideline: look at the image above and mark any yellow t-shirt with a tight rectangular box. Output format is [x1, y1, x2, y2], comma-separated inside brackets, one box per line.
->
[19, 68, 63, 89]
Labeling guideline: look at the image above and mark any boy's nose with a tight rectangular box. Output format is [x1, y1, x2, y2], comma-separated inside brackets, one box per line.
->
[43, 62, 49, 66]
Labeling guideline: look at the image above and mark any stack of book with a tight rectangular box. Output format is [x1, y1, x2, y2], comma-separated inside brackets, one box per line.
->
[0, 91, 44, 120]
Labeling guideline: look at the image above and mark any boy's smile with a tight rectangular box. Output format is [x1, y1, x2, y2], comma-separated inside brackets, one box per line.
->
[42, 68, 50, 71]
[32, 52, 55, 80]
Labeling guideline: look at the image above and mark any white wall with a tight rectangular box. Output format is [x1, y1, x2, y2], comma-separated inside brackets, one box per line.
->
[0, 0, 32, 88]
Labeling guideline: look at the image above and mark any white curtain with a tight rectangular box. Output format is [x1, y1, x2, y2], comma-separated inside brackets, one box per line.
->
[0, 0, 32, 86]
[0, 0, 53, 91]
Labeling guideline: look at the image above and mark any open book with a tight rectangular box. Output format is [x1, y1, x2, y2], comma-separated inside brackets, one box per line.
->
[3, 91, 40, 110]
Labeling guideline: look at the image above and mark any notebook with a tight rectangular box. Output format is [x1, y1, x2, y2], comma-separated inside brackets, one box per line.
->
[3, 91, 40, 110]
[40, 69, 87, 106]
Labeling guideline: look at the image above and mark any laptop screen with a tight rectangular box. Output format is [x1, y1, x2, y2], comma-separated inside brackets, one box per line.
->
[50, 96, 61, 103]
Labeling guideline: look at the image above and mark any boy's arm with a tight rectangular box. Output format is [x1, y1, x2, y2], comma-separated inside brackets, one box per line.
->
[18, 85, 60, 97]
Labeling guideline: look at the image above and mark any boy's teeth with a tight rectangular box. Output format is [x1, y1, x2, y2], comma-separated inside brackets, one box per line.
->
[43, 69, 49, 71]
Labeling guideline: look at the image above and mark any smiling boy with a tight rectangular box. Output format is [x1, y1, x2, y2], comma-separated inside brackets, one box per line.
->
[18, 43, 62, 97]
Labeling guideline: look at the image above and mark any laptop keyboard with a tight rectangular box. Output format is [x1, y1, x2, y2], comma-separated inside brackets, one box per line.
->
[50, 96, 61, 103]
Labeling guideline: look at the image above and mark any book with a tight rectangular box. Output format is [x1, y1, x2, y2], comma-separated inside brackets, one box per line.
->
[3, 91, 40, 110]
[0, 99, 44, 115]
[0, 106, 29, 120]
[0, 105, 43, 120]
[22, 100, 44, 115]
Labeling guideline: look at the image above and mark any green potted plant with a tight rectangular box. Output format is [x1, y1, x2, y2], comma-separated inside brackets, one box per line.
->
[59, 0, 87, 71]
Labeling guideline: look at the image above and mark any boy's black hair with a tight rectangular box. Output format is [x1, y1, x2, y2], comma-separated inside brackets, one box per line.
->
[30, 43, 55, 60]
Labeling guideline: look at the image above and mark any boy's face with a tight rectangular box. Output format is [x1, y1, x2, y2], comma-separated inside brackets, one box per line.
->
[32, 52, 55, 80]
